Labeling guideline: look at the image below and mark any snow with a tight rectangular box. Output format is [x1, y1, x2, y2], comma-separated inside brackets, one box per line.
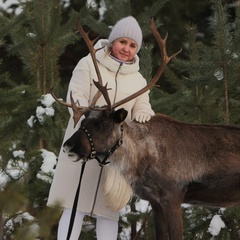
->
[6, 158, 27, 177]
[0, 0, 25, 14]
[36, 106, 46, 124]
[40, 93, 55, 107]
[0, 147, 57, 189]
[0, 158, 28, 190]
[35, 94, 55, 124]
[44, 106, 55, 116]
[214, 68, 223, 81]
[208, 215, 225, 236]
[14, 211, 34, 224]
[40, 149, 57, 173]
[119, 199, 152, 239]
[6, 212, 40, 239]
[0, 168, 8, 190]
[119, 203, 227, 238]
[27, 115, 36, 127]
[37, 149, 57, 182]
[27, 93, 56, 127]
[13, 150, 25, 159]
[0, 147, 56, 237]
[136, 199, 151, 212]
[0, 0, 70, 14]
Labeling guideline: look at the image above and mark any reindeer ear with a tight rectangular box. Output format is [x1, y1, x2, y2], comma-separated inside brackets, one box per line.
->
[84, 111, 90, 118]
[112, 108, 128, 123]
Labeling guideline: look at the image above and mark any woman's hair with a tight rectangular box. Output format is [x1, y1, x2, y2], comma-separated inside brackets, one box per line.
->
[105, 44, 112, 57]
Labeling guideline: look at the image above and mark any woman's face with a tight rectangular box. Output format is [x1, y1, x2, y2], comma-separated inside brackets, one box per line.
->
[111, 38, 138, 62]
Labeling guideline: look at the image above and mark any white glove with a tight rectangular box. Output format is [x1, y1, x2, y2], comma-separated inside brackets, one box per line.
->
[134, 113, 151, 123]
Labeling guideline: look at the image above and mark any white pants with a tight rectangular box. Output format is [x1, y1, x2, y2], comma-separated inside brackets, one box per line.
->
[57, 208, 118, 240]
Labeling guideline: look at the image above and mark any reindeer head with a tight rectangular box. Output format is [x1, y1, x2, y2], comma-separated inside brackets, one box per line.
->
[63, 108, 128, 162]
[52, 18, 181, 161]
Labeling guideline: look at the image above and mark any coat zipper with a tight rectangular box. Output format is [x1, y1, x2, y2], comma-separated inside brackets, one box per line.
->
[113, 62, 123, 105]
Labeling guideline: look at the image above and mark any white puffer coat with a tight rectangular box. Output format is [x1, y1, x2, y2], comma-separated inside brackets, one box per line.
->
[47, 40, 155, 220]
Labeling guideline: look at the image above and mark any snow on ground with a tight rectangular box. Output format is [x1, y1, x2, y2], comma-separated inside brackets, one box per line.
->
[208, 214, 225, 236]
[119, 199, 152, 239]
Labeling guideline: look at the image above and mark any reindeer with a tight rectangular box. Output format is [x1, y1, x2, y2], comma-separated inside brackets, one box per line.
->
[52, 19, 240, 240]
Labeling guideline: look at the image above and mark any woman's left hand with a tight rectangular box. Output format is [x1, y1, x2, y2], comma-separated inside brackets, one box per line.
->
[134, 113, 151, 123]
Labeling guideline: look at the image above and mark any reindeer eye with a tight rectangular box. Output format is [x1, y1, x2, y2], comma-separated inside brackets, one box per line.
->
[99, 120, 109, 130]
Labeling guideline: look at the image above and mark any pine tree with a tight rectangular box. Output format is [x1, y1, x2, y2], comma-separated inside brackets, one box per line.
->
[163, 0, 240, 125]
[0, 1, 79, 239]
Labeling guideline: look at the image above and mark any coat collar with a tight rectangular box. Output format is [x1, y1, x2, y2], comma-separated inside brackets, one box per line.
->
[95, 39, 140, 75]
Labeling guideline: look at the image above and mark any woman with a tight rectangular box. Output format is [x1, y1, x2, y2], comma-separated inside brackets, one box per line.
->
[47, 16, 155, 240]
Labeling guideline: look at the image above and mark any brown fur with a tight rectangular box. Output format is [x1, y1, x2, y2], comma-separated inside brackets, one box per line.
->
[63, 109, 240, 240]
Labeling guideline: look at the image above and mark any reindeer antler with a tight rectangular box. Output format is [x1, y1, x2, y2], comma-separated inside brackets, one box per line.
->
[110, 18, 182, 109]
[51, 20, 108, 127]
[77, 20, 106, 108]
[51, 89, 91, 126]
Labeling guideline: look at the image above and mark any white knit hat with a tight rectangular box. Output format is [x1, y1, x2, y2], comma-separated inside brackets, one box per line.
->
[108, 16, 142, 52]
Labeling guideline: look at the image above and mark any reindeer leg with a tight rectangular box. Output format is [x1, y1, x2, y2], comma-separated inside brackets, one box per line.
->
[149, 199, 169, 240]
[164, 202, 183, 240]
[158, 187, 185, 240]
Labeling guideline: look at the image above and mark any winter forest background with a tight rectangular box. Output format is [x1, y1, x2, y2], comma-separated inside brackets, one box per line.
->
[1, 0, 240, 239]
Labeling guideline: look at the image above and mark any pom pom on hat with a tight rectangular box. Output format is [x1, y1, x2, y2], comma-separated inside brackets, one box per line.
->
[108, 16, 142, 52]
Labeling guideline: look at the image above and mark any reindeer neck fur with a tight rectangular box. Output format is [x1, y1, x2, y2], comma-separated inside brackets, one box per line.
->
[108, 120, 152, 186]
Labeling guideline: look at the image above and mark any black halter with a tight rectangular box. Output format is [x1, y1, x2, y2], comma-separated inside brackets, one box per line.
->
[80, 124, 124, 166]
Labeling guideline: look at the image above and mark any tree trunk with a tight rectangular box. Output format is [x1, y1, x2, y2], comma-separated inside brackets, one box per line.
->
[131, 198, 137, 240]
[0, 210, 4, 240]
[228, 218, 238, 240]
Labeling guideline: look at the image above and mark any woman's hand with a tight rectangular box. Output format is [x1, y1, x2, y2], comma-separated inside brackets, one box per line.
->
[134, 113, 151, 123]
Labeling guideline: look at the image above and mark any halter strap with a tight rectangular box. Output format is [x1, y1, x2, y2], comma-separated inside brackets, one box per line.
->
[80, 124, 124, 166]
